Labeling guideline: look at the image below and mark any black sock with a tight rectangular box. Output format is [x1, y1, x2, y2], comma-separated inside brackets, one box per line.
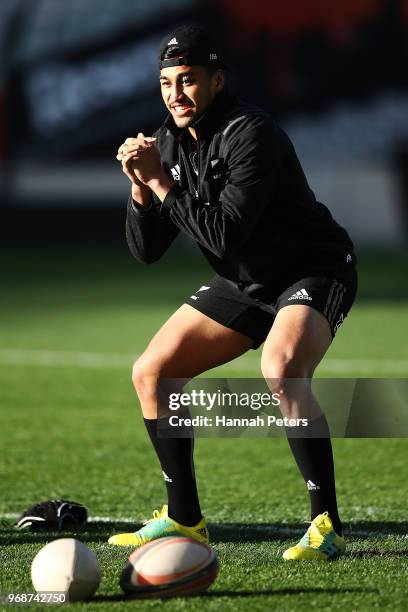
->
[286, 414, 342, 535]
[143, 417, 202, 527]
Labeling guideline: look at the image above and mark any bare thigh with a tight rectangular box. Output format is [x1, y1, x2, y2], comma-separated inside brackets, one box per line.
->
[261, 304, 332, 377]
[261, 305, 332, 421]
[133, 304, 254, 417]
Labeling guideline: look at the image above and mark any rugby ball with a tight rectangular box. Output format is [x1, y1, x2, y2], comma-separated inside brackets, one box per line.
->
[31, 538, 100, 602]
[120, 537, 218, 598]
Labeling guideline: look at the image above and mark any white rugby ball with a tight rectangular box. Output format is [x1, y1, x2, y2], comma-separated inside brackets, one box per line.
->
[120, 536, 218, 598]
[31, 538, 100, 602]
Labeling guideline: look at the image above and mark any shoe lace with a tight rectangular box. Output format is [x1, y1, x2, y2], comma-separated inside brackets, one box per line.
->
[142, 505, 168, 526]
[303, 512, 329, 547]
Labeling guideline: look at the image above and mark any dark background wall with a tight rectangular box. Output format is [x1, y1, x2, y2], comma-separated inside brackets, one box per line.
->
[1, 0, 408, 245]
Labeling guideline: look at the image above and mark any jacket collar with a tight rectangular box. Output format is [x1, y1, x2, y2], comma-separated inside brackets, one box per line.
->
[164, 88, 237, 141]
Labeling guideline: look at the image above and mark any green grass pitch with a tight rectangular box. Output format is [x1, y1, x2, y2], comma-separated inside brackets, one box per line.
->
[1, 246, 408, 611]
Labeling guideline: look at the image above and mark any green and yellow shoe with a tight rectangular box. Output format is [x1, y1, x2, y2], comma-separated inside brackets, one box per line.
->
[108, 505, 209, 547]
[283, 512, 346, 561]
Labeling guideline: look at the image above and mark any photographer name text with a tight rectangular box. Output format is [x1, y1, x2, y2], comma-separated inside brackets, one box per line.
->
[168, 415, 308, 428]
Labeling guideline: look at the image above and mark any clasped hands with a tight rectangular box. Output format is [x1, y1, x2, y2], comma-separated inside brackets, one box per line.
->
[117, 133, 164, 186]
[117, 133, 174, 202]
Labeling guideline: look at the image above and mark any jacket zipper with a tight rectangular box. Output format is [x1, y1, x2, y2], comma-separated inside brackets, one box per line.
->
[195, 134, 200, 199]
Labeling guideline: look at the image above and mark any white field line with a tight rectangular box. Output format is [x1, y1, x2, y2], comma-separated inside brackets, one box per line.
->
[0, 349, 408, 374]
[1, 513, 407, 540]
[0, 349, 136, 369]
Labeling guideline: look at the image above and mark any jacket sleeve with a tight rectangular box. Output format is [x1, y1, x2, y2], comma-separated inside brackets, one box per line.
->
[160, 121, 280, 259]
[125, 193, 180, 264]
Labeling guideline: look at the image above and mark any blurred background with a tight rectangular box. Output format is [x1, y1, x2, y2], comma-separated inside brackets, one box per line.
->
[1, 4, 408, 589]
[1, 0, 408, 247]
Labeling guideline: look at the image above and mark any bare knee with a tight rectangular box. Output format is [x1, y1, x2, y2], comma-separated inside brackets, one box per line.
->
[261, 354, 314, 418]
[131, 355, 159, 402]
[131, 354, 185, 416]
[261, 352, 312, 385]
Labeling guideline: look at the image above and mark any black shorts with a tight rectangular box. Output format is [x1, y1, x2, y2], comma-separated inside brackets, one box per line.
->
[185, 269, 358, 349]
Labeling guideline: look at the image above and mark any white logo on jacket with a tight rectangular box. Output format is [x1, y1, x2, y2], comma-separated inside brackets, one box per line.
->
[170, 164, 180, 181]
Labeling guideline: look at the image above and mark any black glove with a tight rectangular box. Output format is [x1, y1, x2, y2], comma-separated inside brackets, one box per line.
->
[16, 499, 88, 531]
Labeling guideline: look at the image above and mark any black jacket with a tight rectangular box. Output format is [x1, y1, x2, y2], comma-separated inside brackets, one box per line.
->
[126, 89, 355, 297]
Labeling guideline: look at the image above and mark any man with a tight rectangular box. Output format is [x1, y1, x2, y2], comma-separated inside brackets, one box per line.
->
[108, 25, 357, 560]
